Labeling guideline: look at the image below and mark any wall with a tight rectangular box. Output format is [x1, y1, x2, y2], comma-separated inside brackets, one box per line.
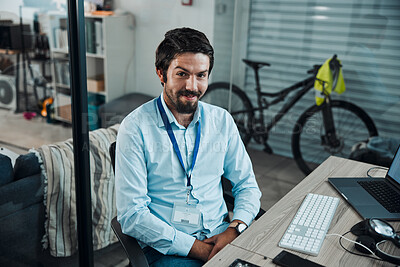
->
[114, 0, 216, 97]
[0, 0, 22, 16]
[0, 0, 37, 25]
[212, 0, 250, 88]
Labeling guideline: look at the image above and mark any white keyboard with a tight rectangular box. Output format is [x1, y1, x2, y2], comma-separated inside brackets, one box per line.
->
[278, 193, 339, 256]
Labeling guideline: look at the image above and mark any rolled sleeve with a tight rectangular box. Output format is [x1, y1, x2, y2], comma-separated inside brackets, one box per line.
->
[167, 230, 196, 256]
[232, 209, 255, 227]
[223, 113, 262, 226]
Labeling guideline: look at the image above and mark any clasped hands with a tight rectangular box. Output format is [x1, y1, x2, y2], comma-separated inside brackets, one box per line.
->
[188, 220, 245, 262]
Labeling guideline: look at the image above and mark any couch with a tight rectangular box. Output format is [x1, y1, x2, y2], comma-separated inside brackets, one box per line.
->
[0, 93, 153, 266]
[0, 152, 50, 266]
[0, 131, 121, 267]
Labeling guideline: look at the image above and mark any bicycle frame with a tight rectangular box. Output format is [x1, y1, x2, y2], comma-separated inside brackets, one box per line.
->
[204, 56, 377, 175]
[230, 75, 315, 136]
[225, 57, 344, 152]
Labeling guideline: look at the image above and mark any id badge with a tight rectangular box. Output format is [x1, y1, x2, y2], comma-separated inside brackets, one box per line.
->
[172, 202, 201, 227]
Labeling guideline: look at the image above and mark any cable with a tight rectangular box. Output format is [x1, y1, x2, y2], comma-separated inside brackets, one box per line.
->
[326, 232, 383, 261]
[366, 166, 388, 178]
[326, 233, 377, 256]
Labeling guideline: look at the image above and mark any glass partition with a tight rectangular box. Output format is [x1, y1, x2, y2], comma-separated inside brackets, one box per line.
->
[241, 0, 400, 160]
[1, 0, 399, 266]
[209, 0, 400, 168]
[0, 1, 78, 266]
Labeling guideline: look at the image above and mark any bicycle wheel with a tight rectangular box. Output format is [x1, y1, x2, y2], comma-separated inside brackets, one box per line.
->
[292, 100, 378, 175]
[201, 82, 254, 145]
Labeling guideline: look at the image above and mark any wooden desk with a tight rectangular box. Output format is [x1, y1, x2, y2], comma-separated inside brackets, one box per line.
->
[205, 156, 399, 267]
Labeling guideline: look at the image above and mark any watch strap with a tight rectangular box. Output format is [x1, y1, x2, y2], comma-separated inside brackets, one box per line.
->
[228, 221, 240, 228]
[229, 221, 247, 234]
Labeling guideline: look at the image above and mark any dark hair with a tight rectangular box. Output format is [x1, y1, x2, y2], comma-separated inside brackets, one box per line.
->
[155, 27, 214, 84]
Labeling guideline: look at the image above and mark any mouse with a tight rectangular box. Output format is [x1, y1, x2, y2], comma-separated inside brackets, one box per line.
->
[355, 235, 376, 254]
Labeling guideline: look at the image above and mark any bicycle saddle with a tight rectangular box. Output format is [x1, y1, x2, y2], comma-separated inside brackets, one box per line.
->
[242, 59, 271, 69]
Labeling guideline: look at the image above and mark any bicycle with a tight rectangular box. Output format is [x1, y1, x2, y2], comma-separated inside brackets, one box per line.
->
[201, 54, 378, 175]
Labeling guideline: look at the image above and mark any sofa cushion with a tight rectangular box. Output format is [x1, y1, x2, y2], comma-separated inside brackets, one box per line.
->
[0, 154, 13, 186]
[13, 153, 40, 181]
[0, 201, 46, 267]
[0, 173, 43, 218]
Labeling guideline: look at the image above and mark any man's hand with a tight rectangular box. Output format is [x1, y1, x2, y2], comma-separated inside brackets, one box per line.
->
[188, 239, 214, 262]
[203, 220, 244, 260]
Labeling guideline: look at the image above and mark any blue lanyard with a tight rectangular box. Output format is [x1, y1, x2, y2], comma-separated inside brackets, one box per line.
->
[156, 96, 201, 187]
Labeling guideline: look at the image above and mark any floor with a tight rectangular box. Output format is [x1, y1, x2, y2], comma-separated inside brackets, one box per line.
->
[0, 108, 306, 266]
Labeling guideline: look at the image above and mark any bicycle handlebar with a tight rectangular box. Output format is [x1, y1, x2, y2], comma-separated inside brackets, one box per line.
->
[307, 65, 321, 75]
[307, 54, 341, 75]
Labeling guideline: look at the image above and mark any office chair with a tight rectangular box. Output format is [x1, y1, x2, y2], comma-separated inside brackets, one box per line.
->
[109, 142, 265, 267]
[109, 142, 149, 267]
[110, 217, 149, 267]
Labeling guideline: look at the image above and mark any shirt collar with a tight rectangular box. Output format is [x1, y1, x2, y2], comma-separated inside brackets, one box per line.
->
[157, 91, 201, 129]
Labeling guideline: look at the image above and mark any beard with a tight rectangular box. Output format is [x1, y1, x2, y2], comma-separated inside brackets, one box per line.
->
[165, 88, 202, 114]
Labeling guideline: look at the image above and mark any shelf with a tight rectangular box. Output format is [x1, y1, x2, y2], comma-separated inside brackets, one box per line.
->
[52, 48, 69, 54]
[86, 52, 105, 59]
[54, 114, 72, 123]
[89, 90, 106, 96]
[55, 83, 70, 88]
[86, 12, 115, 18]
[0, 49, 22, 55]
[55, 86, 71, 96]
[51, 49, 105, 59]
[47, 14, 133, 129]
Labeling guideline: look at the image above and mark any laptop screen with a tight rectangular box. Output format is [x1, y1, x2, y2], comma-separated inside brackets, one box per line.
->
[387, 145, 400, 185]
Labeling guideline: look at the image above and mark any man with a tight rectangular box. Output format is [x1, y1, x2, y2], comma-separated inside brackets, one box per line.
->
[115, 27, 261, 266]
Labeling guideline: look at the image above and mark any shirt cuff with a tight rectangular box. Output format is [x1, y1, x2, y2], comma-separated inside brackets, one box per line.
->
[232, 209, 255, 227]
[167, 230, 196, 257]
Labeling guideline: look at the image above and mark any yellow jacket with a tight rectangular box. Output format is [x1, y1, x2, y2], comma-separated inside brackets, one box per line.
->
[314, 57, 346, 105]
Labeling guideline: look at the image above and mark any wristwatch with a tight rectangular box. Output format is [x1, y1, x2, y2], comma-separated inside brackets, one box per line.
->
[229, 221, 248, 235]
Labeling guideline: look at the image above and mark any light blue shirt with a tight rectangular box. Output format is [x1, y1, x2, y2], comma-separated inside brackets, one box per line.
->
[115, 93, 261, 257]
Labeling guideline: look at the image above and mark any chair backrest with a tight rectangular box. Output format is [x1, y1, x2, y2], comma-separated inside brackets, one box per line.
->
[110, 217, 149, 267]
[109, 141, 116, 173]
[109, 142, 149, 267]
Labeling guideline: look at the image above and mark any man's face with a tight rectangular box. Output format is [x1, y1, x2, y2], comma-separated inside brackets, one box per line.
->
[158, 52, 209, 114]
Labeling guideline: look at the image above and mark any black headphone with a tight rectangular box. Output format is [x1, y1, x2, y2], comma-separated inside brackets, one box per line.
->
[350, 218, 400, 265]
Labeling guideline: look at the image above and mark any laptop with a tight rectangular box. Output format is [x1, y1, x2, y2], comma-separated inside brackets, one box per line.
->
[329, 144, 400, 220]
